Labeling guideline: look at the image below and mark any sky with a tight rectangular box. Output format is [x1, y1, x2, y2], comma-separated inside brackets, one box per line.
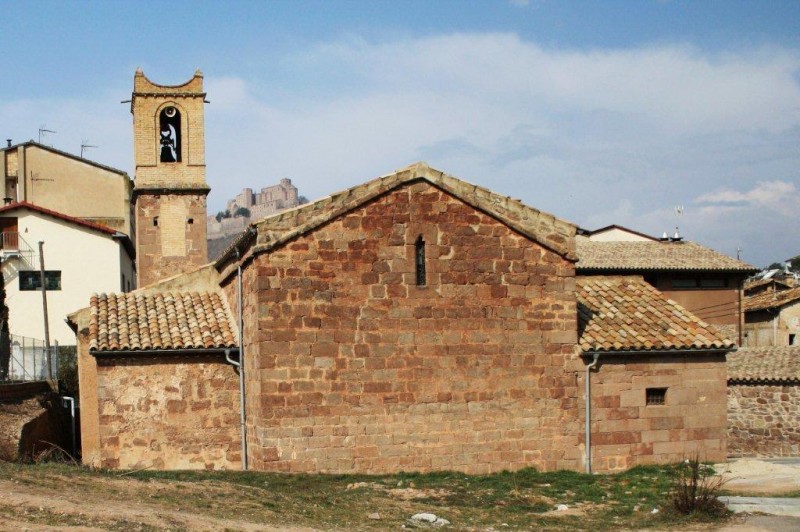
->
[1, 0, 799, 267]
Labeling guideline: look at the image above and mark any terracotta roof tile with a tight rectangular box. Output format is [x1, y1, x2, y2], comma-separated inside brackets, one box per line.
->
[577, 276, 734, 353]
[89, 291, 237, 352]
[575, 237, 757, 272]
[728, 346, 800, 383]
[743, 286, 800, 312]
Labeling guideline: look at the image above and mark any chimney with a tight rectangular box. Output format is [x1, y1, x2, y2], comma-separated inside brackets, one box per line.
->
[5, 139, 11, 148]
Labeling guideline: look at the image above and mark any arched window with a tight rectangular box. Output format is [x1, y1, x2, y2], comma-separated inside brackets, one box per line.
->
[159, 106, 181, 162]
[415, 235, 426, 286]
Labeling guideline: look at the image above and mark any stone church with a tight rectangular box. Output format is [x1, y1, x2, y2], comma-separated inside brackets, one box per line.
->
[69, 71, 733, 473]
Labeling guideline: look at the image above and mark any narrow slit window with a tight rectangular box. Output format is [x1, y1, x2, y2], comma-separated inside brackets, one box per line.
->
[646, 387, 667, 406]
[415, 235, 426, 286]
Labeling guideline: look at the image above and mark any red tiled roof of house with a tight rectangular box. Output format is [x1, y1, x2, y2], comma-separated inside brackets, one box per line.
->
[744, 286, 800, 312]
[575, 237, 757, 272]
[0, 201, 120, 236]
[727, 346, 800, 383]
[89, 291, 237, 352]
[577, 276, 735, 353]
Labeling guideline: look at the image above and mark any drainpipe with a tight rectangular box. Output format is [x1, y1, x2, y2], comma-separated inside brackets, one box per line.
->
[584, 353, 600, 474]
[224, 250, 247, 470]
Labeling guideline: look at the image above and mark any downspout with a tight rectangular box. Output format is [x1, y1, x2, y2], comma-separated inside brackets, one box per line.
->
[224, 250, 247, 470]
[585, 353, 600, 474]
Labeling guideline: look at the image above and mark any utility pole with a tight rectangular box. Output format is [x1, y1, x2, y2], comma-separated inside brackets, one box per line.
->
[38, 241, 54, 388]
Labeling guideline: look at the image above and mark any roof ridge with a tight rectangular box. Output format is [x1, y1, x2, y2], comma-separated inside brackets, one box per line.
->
[216, 162, 577, 271]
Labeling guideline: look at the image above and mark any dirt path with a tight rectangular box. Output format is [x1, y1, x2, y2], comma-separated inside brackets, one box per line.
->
[0, 476, 317, 531]
[716, 459, 800, 495]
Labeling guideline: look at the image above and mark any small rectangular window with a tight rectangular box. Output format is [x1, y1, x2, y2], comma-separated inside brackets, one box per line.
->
[415, 236, 426, 286]
[699, 278, 726, 288]
[646, 387, 667, 406]
[671, 278, 697, 289]
[19, 270, 61, 291]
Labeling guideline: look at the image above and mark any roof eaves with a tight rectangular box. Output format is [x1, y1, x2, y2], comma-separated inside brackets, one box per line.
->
[3, 141, 129, 176]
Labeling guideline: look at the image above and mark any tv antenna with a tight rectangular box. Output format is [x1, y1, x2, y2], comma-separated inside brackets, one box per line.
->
[80, 140, 98, 158]
[38, 125, 56, 144]
[673, 205, 684, 240]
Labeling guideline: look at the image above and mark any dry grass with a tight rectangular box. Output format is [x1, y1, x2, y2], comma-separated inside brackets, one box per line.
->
[0, 461, 733, 530]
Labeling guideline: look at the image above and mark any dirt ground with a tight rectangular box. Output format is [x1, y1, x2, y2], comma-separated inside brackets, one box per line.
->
[715, 459, 800, 495]
[0, 459, 798, 531]
[0, 472, 317, 531]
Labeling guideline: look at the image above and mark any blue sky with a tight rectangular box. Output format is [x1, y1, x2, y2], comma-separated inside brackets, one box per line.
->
[2, 0, 799, 266]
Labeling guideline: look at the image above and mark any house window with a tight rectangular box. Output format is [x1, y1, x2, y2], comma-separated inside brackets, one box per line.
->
[671, 277, 728, 289]
[646, 387, 667, 406]
[790, 334, 796, 346]
[415, 236, 426, 286]
[19, 270, 61, 291]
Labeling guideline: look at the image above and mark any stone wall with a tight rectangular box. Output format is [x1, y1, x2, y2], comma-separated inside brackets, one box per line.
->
[728, 383, 800, 457]
[587, 354, 728, 471]
[136, 192, 208, 287]
[224, 181, 583, 474]
[94, 354, 241, 469]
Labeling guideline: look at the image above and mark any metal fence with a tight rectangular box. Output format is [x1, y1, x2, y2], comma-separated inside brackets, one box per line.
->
[4, 335, 59, 382]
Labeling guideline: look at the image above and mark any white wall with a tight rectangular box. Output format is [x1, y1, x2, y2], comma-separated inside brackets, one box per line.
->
[1, 211, 133, 345]
[588, 227, 654, 242]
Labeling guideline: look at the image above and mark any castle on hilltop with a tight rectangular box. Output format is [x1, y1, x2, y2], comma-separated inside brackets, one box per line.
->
[206, 179, 301, 241]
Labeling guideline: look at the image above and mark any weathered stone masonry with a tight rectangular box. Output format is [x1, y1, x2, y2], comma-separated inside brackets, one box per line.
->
[223, 181, 584, 474]
[728, 383, 800, 457]
[93, 355, 240, 470]
[586, 354, 727, 471]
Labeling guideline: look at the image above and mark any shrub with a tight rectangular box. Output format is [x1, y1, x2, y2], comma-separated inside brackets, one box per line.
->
[669, 456, 728, 517]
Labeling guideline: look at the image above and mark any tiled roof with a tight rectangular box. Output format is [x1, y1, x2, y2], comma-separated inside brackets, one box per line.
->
[744, 287, 800, 312]
[744, 277, 796, 294]
[89, 291, 237, 352]
[216, 162, 577, 270]
[575, 237, 757, 272]
[577, 276, 735, 353]
[0, 201, 120, 236]
[728, 346, 800, 383]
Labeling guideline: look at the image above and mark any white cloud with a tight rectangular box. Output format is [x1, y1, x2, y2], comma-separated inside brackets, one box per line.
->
[696, 181, 800, 217]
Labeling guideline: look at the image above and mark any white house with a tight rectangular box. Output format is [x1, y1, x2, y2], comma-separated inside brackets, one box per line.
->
[0, 201, 135, 346]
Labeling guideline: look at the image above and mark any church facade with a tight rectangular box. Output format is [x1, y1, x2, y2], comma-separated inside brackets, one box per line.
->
[69, 71, 733, 473]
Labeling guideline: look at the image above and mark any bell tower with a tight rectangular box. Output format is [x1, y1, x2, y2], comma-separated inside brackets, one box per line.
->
[131, 68, 209, 287]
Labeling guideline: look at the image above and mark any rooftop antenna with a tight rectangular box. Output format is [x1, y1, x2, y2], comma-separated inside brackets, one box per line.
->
[673, 205, 684, 240]
[38, 125, 56, 144]
[80, 140, 98, 158]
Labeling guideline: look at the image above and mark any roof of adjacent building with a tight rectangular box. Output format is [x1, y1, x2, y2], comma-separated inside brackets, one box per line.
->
[0, 201, 135, 258]
[575, 236, 757, 272]
[577, 276, 735, 353]
[1, 141, 129, 177]
[0, 201, 119, 236]
[727, 346, 800, 383]
[216, 162, 577, 272]
[580, 224, 658, 241]
[744, 286, 800, 312]
[89, 291, 237, 352]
